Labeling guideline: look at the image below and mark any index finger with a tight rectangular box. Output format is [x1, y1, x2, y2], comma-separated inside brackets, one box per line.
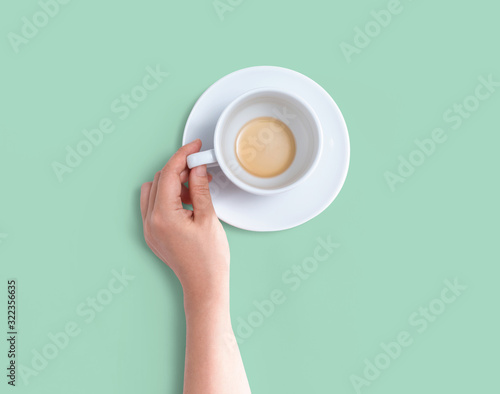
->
[155, 139, 202, 209]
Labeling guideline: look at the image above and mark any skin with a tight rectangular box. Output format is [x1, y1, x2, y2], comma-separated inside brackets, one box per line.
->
[140, 139, 251, 394]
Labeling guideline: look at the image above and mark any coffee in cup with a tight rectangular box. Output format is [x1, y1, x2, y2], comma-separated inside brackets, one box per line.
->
[235, 116, 296, 178]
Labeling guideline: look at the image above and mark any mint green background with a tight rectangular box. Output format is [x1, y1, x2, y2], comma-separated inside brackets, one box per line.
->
[1, 0, 499, 393]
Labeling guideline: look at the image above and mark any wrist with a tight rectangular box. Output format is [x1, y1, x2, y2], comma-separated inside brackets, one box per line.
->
[182, 274, 230, 314]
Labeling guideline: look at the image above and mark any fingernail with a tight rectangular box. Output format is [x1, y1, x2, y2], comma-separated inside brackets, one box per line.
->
[193, 165, 206, 176]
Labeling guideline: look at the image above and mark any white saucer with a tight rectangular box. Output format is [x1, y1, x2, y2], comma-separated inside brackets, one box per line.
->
[182, 66, 350, 232]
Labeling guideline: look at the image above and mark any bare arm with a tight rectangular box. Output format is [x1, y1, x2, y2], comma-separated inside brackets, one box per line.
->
[140, 139, 251, 394]
[183, 285, 250, 393]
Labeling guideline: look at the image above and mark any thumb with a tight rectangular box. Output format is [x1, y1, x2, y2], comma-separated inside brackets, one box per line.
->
[189, 165, 215, 221]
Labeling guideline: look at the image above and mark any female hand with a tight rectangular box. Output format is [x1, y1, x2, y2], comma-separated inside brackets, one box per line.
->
[140, 139, 230, 298]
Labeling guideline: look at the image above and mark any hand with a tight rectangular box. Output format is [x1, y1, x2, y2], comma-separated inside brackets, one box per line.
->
[140, 139, 230, 299]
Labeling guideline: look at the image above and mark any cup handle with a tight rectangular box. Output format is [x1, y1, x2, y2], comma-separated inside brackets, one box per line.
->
[187, 149, 218, 169]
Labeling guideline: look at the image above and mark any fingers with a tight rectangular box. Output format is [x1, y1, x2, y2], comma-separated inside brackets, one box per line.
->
[180, 172, 212, 206]
[188, 164, 216, 222]
[140, 182, 152, 221]
[165, 139, 202, 174]
[181, 169, 212, 184]
[142, 140, 213, 217]
[180, 169, 189, 184]
[156, 139, 203, 209]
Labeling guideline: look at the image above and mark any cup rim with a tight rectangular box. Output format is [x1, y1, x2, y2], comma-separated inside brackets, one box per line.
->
[213, 87, 323, 195]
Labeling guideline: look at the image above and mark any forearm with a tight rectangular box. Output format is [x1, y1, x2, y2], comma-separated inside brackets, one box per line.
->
[182, 282, 251, 394]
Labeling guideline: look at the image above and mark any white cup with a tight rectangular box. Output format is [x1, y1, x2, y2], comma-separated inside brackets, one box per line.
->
[187, 87, 323, 195]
